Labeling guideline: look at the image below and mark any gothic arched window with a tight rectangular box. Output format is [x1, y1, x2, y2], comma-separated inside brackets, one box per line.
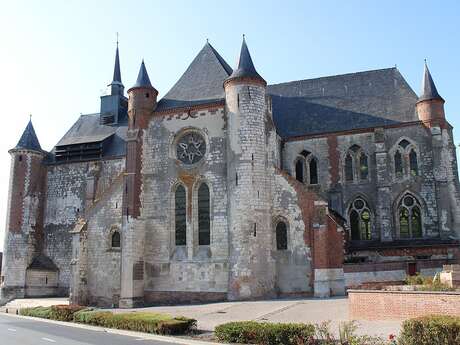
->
[345, 154, 354, 182]
[398, 194, 423, 238]
[348, 198, 372, 240]
[309, 158, 318, 185]
[198, 183, 210, 245]
[111, 231, 120, 248]
[175, 185, 187, 246]
[409, 149, 418, 176]
[294, 152, 319, 185]
[295, 158, 304, 183]
[276, 221, 288, 250]
[394, 139, 419, 179]
[359, 153, 369, 180]
[344, 145, 369, 183]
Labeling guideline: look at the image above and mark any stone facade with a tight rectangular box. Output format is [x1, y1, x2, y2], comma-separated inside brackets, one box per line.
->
[1, 40, 459, 306]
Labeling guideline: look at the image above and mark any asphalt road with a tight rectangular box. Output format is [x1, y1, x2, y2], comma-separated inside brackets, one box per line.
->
[0, 313, 180, 345]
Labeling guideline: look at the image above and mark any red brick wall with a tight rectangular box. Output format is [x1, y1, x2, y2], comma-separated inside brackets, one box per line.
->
[8, 154, 26, 233]
[349, 290, 460, 320]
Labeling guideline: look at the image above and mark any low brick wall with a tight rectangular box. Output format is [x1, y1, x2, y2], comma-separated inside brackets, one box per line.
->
[349, 289, 460, 320]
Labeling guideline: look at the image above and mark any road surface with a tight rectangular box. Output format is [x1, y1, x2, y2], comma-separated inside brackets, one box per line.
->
[0, 313, 182, 345]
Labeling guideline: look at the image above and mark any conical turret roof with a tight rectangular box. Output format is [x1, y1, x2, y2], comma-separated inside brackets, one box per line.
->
[226, 36, 265, 84]
[131, 60, 153, 89]
[418, 62, 444, 102]
[14, 119, 42, 152]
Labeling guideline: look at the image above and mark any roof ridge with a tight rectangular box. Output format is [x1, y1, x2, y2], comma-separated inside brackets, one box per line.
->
[269, 67, 398, 88]
[206, 42, 233, 76]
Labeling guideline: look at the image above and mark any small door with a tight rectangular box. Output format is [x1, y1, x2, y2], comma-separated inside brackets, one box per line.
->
[408, 262, 417, 276]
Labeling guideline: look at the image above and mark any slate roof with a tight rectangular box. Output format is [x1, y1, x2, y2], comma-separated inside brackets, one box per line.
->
[14, 120, 43, 152]
[112, 45, 122, 83]
[27, 254, 58, 271]
[156, 42, 233, 111]
[226, 37, 265, 84]
[419, 63, 443, 102]
[131, 60, 153, 89]
[54, 114, 127, 157]
[268, 68, 419, 139]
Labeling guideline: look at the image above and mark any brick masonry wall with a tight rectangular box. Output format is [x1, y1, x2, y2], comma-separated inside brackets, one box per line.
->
[349, 290, 460, 320]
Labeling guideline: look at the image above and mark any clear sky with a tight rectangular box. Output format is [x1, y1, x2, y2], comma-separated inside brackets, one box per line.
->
[0, 0, 459, 251]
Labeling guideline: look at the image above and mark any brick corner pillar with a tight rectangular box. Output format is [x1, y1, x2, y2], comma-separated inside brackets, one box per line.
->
[312, 200, 346, 298]
[119, 61, 157, 309]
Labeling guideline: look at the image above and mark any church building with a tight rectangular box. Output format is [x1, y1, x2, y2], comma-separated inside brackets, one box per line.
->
[1, 38, 459, 307]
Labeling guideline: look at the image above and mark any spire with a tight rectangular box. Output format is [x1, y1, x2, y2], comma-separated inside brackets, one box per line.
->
[108, 40, 124, 96]
[14, 119, 42, 152]
[418, 61, 444, 102]
[131, 60, 153, 89]
[226, 35, 265, 85]
[112, 43, 122, 83]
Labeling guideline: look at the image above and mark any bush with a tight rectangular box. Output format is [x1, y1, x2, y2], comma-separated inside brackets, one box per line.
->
[74, 310, 196, 335]
[20, 305, 196, 336]
[19, 306, 53, 319]
[215, 321, 316, 345]
[49, 304, 86, 321]
[405, 273, 454, 291]
[399, 315, 460, 345]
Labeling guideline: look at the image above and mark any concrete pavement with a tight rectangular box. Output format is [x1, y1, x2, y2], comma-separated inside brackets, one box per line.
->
[116, 297, 402, 338]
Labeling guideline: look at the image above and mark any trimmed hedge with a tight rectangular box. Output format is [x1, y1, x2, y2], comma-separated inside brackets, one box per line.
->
[19, 306, 53, 319]
[19, 305, 196, 336]
[74, 309, 196, 335]
[215, 321, 316, 345]
[399, 315, 460, 345]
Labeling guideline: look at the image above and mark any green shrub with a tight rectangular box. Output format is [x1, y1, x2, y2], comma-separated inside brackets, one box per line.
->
[74, 310, 196, 335]
[405, 273, 454, 291]
[49, 304, 86, 321]
[399, 315, 460, 345]
[215, 321, 316, 345]
[19, 306, 53, 319]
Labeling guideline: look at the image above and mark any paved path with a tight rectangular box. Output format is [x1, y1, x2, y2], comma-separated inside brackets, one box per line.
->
[0, 313, 196, 345]
[117, 297, 402, 338]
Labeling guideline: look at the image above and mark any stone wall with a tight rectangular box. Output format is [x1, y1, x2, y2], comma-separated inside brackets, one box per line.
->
[142, 107, 229, 302]
[282, 121, 460, 246]
[349, 290, 460, 320]
[44, 158, 124, 296]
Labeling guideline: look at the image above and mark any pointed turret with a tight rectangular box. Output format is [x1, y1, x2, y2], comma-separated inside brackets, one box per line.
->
[13, 119, 42, 152]
[130, 60, 154, 90]
[225, 36, 266, 86]
[419, 62, 444, 102]
[127, 60, 158, 129]
[416, 62, 445, 123]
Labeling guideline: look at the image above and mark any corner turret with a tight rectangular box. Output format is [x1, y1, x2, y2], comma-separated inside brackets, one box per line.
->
[224, 37, 274, 300]
[416, 62, 445, 123]
[1, 119, 47, 304]
[127, 60, 158, 129]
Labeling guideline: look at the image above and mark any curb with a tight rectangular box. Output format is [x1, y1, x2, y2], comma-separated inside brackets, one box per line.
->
[0, 312, 222, 345]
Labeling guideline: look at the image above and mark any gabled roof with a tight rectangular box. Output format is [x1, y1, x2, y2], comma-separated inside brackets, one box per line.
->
[418, 63, 444, 102]
[54, 114, 127, 157]
[131, 60, 153, 89]
[268, 67, 418, 138]
[156, 42, 232, 111]
[226, 37, 265, 84]
[14, 120, 42, 152]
